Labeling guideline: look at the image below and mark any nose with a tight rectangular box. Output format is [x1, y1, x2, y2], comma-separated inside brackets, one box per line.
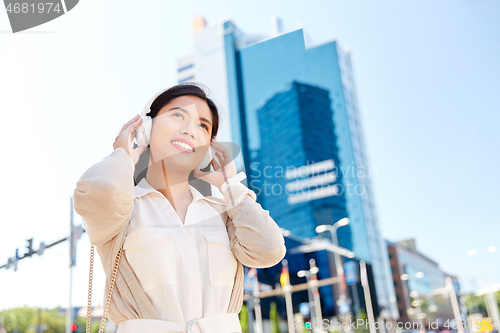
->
[180, 120, 196, 140]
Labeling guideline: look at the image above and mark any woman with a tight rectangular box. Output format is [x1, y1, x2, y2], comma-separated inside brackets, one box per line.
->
[73, 82, 286, 333]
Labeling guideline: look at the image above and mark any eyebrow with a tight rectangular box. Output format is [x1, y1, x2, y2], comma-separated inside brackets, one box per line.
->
[168, 106, 212, 127]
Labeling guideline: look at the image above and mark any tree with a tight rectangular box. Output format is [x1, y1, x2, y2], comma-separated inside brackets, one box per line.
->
[90, 321, 101, 333]
[0, 306, 37, 333]
[240, 303, 250, 333]
[464, 293, 488, 317]
[0, 306, 67, 333]
[355, 308, 368, 333]
[463, 290, 500, 317]
[270, 301, 281, 333]
[78, 316, 101, 333]
[39, 308, 65, 333]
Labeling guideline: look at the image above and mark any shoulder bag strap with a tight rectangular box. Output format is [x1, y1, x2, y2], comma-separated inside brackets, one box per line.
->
[86, 243, 124, 333]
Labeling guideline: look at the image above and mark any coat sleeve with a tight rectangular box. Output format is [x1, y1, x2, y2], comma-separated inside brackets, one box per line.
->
[73, 147, 135, 246]
[222, 172, 287, 268]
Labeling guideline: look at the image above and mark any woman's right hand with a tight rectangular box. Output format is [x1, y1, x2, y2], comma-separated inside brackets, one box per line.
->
[113, 114, 148, 165]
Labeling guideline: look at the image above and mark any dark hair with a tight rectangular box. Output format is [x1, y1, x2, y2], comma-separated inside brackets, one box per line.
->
[134, 82, 221, 185]
[147, 82, 220, 139]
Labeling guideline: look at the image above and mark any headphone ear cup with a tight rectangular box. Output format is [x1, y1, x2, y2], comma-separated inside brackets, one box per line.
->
[135, 116, 152, 147]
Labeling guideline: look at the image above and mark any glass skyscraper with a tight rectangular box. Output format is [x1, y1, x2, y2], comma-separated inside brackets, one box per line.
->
[178, 18, 399, 323]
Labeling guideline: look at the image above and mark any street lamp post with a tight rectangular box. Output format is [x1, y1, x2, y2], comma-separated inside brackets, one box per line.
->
[467, 245, 500, 328]
[410, 290, 425, 330]
[297, 259, 322, 333]
[309, 259, 324, 332]
[446, 276, 467, 333]
[401, 272, 425, 331]
[316, 218, 350, 325]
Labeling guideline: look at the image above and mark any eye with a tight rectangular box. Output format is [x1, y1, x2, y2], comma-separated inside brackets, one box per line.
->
[200, 123, 209, 131]
[173, 112, 184, 119]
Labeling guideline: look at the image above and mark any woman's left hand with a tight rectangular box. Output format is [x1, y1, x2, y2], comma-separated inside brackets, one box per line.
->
[192, 138, 237, 192]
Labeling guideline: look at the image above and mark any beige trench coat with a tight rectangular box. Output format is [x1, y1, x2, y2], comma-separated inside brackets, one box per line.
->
[73, 147, 287, 324]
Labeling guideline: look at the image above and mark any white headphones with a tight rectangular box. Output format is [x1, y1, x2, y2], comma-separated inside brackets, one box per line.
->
[134, 88, 216, 170]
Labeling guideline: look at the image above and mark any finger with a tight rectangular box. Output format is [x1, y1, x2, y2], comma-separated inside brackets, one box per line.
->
[211, 158, 221, 171]
[118, 118, 142, 144]
[214, 150, 224, 162]
[213, 153, 223, 165]
[126, 117, 143, 134]
[211, 141, 231, 160]
[136, 145, 147, 155]
[121, 114, 141, 133]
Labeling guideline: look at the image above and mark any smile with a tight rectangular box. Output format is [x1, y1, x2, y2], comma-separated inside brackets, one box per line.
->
[171, 140, 194, 153]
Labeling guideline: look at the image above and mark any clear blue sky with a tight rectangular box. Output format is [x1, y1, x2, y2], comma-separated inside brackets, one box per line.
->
[0, 0, 498, 310]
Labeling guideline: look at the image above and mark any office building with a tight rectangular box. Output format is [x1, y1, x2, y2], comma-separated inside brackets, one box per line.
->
[388, 238, 458, 327]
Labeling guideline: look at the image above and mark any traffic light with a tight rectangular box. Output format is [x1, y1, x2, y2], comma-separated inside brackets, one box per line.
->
[71, 306, 80, 332]
[24, 238, 35, 257]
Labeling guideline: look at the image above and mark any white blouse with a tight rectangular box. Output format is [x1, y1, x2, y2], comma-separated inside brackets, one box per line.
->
[123, 176, 242, 324]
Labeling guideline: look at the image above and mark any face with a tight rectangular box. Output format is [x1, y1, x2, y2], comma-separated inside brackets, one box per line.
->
[148, 95, 213, 170]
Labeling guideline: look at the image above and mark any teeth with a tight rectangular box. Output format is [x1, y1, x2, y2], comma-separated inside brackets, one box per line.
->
[171, 141, 193, 152]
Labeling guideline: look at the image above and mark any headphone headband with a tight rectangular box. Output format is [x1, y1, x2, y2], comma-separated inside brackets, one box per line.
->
[141, 87, 170, 117]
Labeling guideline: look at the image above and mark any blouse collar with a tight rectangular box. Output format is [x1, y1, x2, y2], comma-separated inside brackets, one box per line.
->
[134, 177, 224, 206]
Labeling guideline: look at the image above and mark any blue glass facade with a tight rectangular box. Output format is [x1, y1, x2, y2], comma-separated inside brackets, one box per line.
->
[227, 26, 397, 319]
[253, 81, 349, 317]
[254, 81, 347, 238]
[236, 29, 372, 261]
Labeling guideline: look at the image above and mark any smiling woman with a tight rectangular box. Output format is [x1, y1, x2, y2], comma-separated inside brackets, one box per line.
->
[72, 82, 287, 333]
[133, 83, 220, 188]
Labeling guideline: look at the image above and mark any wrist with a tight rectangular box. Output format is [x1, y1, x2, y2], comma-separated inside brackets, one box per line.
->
[112, 147, 135, 170]
[220, 172, 247, 194]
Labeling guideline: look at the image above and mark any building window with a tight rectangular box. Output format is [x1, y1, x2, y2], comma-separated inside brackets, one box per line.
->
[178, 64, 194, 72]
[179, 76, 194, 83]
